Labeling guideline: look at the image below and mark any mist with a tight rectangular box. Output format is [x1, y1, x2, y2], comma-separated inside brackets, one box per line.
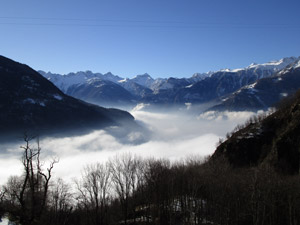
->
[0, 105, 258, 185]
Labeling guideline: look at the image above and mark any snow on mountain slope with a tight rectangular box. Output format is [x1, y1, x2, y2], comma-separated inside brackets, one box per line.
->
[293, 60, 300, 69]
[188, 72, 213, 82]
[39, 56, 300, 109]
[227, 57, 299, 75]
[39, 70, 122, 92]
[40, 56, 299, 94]
[39, 71, 100, 92]
[248, 57, 298, 70]
[130, 73, 154, 88]
[102, 72, 123, 83]
[118, 78, 153, 98]
[66, 78, 136, 105]
[209, 59, 300, 111]
[150, 78, 172, 92]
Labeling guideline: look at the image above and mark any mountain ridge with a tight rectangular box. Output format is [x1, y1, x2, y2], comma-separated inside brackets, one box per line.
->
[0, 55, 137, 139]
[208, 60, 300, 111]
[40, 56, 300, 110]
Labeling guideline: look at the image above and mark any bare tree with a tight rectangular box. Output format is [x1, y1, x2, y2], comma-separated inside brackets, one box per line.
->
[3, 135, 58, 225]
[109, 153, 142, 225]
[0, 185, 7, 219]
[75, 162, 111, 225]
[142, 158, 173, 225]
[48, 178, 73, 225]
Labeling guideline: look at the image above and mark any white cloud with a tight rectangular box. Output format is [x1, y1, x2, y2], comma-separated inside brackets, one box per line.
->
[0, 108, 258, 185]
[0, 156, 23, 184]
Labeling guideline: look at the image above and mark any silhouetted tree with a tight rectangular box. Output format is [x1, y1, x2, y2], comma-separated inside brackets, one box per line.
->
[109, 153, 142, 225]
[46, 178, 73, 225]
[3, 135, 58, 225]
[75, 163, 111, 225]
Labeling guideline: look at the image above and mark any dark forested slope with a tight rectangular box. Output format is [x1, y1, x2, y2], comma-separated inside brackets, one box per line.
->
[213, 88, 300, 174]
[0, 55, 135, 136]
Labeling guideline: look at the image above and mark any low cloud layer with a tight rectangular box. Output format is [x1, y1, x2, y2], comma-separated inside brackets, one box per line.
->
[0, 107, 257, 184]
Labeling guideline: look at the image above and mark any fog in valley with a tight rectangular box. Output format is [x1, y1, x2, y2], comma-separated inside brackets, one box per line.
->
[0, 104, 259, 185]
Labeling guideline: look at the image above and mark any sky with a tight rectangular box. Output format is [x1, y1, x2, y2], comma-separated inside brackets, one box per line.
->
[0, 0, 300, 78]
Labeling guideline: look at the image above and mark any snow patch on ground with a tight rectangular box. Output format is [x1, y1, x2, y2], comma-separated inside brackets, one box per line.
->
[39, 102, 46, 107]
[23, 98, 36, 104]
[53, 94, 63, 100]
[280, 93, 288, 97]
[23, 98, 46, 106]
[0, 216, 9, 225]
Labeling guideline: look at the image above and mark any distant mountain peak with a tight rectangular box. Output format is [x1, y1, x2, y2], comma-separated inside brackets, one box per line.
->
[40, 56, 300, 111]
[220, 68, 231, 72]
[218, 56, 300, 74]
[248, 56, 299, 69]
[192, 71, 213, 77]
[133, 73, 153, 79]
[130, 73, 154, 88]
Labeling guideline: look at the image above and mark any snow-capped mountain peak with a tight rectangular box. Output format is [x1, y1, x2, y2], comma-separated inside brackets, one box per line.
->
[190, 72, 213, 82]
[247, 56, 298, 71]
[131, 73, 154, 88]
[215, 57, 299, 74]
[278, 58, 300, 75]
[39, 70, 124, 92]
[39, 55, 300, 110]
[294, 60, 300, 69]
[132, 73, 153, 80]
[102, 72, 123, 83]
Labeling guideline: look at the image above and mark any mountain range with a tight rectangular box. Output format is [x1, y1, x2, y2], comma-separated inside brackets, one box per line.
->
[2, 54, 300, 140]
[39, 56, 300, 111]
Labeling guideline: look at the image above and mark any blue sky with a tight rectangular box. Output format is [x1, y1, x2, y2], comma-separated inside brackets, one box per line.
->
[1, 0, 300, 78]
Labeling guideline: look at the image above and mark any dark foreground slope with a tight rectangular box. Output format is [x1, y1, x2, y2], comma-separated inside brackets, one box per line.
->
[212, 88, 300, 174]
[0, 55, 136, 138]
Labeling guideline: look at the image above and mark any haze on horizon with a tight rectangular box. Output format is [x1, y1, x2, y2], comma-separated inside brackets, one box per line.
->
[0, 0, 300, 78]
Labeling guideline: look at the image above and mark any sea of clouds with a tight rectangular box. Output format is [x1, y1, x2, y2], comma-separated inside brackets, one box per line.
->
[0, 105, 258, 185]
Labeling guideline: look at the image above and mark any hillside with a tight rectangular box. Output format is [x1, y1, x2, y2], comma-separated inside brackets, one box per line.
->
[212, 88, 300, 174]
[0, 55, 136, 138]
